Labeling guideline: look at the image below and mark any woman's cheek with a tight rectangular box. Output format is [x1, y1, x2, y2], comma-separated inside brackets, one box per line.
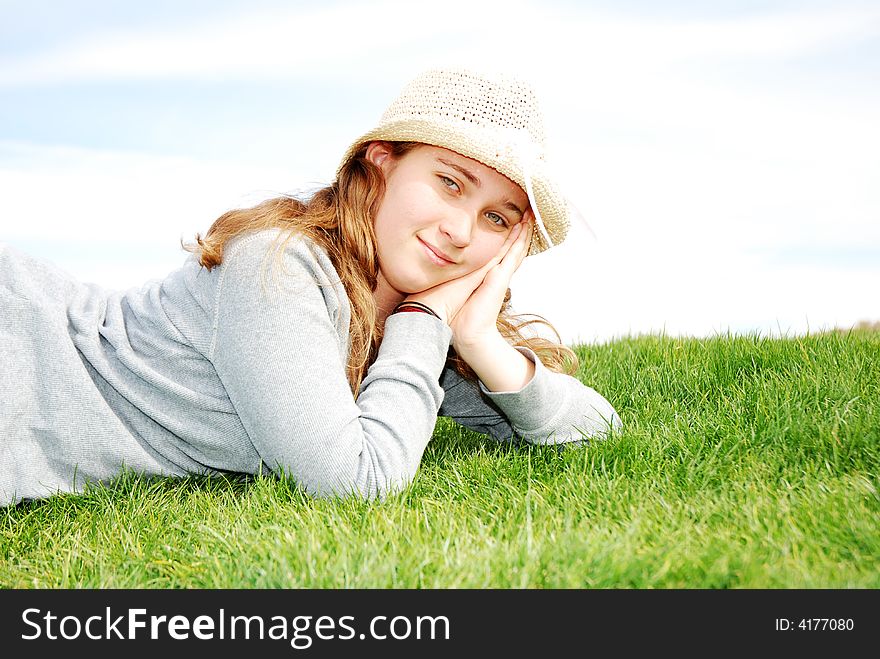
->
[471, 240, 503, 269]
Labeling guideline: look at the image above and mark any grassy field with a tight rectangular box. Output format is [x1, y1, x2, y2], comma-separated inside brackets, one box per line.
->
[1, 330, 877, 588]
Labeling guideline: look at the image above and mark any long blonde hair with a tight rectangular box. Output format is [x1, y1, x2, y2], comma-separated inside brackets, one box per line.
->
[184, 142, 578, 396]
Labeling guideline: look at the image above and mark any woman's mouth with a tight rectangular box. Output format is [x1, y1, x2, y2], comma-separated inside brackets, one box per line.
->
[418, 238, 455, 266]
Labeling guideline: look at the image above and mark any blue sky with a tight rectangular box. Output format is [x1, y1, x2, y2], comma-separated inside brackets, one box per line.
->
[1, 0, 878, 343]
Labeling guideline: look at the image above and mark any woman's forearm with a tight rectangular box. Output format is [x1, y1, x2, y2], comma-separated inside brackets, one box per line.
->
[453, 333, 536, 393]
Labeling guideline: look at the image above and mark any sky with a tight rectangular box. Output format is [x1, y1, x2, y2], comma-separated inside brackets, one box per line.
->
[1, 0, 878, 345]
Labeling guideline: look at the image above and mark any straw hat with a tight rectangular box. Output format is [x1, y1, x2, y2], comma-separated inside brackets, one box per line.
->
[337, 68, 570, 254]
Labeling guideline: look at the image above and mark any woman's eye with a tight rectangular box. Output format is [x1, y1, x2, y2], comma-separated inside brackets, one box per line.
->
[486, 212, 508, 228]
[439, 175, 460, 191]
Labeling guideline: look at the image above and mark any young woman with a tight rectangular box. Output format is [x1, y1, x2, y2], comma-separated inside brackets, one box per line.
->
[0, 68, 621, 506]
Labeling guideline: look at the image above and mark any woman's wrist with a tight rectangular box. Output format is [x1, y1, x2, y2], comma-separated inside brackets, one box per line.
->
[398, 298, 448, 324]
[393, 300, 441, 319]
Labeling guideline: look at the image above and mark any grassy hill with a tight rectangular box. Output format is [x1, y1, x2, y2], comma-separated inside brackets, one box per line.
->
[2, 329, 877, 588]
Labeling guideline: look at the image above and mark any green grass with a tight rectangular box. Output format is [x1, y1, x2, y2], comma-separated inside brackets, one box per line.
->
[2, 330, 878, 588]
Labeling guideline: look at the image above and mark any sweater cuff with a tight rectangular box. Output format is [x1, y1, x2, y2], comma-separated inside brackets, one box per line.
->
[478, 347, 568, 433]
[380, 311, 453, 371]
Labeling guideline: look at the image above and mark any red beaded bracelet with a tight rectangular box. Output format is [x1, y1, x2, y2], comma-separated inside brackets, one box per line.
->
[392, 301, 440, 319]
[395, 306, 432, 315]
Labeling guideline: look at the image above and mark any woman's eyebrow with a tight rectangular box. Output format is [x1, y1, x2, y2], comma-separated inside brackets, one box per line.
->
[502, 200, 525, 219]
[437, 157, 481, 187]
[437, 156, 524, 219]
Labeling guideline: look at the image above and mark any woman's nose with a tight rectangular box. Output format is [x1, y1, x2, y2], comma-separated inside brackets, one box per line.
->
[439, 207, 473, 248]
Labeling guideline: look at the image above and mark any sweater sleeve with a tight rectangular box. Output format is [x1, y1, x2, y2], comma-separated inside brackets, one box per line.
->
[439, 347, 622, 446]
[209, 233, 452, 500]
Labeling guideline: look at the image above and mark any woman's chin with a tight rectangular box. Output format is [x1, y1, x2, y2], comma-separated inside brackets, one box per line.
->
[390, 272, 443, 295]
[385, 263, 477, 295]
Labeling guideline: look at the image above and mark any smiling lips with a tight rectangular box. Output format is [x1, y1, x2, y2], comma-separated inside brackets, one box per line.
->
[418, 238, 455, 266]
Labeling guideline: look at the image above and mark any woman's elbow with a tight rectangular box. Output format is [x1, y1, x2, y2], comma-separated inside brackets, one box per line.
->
[584, 398, 623, 439]
[524, 398, 622, 446]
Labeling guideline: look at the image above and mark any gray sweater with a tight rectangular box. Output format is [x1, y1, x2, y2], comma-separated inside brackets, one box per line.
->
[0, 229, 621, 506]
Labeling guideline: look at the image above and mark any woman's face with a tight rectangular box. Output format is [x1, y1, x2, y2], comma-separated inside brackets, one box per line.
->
[368, 142, 530, 295]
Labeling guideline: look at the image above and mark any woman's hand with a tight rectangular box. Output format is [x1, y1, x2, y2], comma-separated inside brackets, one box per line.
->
[404, 216, 533, 336]
[448, 216, 533, 350]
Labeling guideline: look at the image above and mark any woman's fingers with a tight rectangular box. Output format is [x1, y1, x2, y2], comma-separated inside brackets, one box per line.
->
[512, 217, 534, 270]
[471, 222, 530, 303]
[411, 218, 532, 323]
[489, 220, 523, 265]
[466, 221, 523, 282]
[494, 218, 533, 276]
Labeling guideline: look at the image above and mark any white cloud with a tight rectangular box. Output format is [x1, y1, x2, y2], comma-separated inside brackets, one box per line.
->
[1, 141, 304, 241]
[1, 1, 877, 85]
[0, 0, 515, 85]
[0, 141, 308, 288]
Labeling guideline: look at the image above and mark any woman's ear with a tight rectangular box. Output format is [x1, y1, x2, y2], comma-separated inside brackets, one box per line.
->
[365, 141, 394, 171]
